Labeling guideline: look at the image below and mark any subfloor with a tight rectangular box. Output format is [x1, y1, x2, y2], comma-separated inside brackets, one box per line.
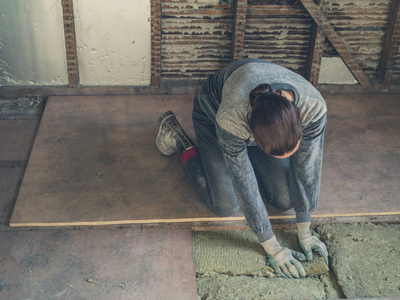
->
[0, 94, 399, 299]
[8, 94, 400, 227]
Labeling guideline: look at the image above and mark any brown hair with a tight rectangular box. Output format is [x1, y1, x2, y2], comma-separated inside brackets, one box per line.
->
[248, 84, 302, 156]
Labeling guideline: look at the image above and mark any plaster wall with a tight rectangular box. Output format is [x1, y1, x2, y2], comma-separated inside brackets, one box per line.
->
[318, 57, 358, 85]
[73, 0, 151, 86]
[0, 0, 68, 86]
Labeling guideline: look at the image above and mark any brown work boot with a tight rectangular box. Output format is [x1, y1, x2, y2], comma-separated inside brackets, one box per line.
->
[156, 111, 195, 155]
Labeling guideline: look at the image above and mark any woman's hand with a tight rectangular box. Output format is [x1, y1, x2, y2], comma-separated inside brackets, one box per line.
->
[261, 235, 306, 279]
[297, 222, 329, 264]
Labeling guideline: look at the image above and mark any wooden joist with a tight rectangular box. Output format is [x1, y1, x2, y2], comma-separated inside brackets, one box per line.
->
[378, 0, 400, 86]
[231, 0, 248, 61]
[151, 0, 162, 87]
[300, 0, 371, 87]
[306, 22, 325, 86]
[306, 1, 326, 86]
[61, 0, 79, 88]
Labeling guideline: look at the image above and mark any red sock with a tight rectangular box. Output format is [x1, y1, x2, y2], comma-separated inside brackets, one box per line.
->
[181, 147, 199, 166]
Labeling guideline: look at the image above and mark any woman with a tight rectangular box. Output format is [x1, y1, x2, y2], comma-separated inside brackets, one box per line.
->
[156, 58, 328, 279]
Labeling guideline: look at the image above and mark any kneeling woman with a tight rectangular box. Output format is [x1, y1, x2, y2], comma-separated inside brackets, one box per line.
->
[156, 58, 328, 279]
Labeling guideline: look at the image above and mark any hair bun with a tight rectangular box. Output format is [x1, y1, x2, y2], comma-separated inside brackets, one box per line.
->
[263, 90, 272, 97]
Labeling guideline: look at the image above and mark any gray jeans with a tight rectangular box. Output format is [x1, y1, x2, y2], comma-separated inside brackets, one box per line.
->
[186, 98, 293, 217]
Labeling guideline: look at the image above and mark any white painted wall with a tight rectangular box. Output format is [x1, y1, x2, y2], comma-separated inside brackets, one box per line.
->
[0, 0, 68, 86]
[73, 0, 151, 86]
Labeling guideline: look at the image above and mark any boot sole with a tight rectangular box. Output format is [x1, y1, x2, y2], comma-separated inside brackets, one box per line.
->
[157, 110, 176, 128]
[156, 110, 177, 155]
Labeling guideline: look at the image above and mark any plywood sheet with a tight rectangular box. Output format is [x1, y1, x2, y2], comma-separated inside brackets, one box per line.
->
[318, 93, 400, 217]
[0, 228, 197, 300]
[10, 94, 400, 227]
[10, 95, 231, 226]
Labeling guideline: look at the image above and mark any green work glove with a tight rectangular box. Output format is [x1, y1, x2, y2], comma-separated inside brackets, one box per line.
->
[261, 235, 306, 279]
[297, 222, 329, 264]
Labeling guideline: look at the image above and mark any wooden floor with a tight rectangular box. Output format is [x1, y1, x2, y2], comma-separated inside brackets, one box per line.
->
[9, 94, 400, 227]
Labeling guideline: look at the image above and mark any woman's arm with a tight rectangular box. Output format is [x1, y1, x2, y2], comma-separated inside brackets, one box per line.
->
[216, 123, 274, 243]
[217, 123, 308, 277]
[289, 113, 329, 263]
[289, 113, 327, 222]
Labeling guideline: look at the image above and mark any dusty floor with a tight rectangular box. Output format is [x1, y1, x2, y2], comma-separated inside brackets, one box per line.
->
[194, 224, 400, 299]
[1, 96, 400, 300]
[8, 93, 400, 227]
[0, 97, 199, 299]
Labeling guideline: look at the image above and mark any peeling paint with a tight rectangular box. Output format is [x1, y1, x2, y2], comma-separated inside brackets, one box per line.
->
[0, 0, 68, 86]
[243, 2, 312, 76]
[161, 0, 233, 80]
[328, 0, 389, 10]
[325, 0, 390, 80]
[0, 0, 394, 86]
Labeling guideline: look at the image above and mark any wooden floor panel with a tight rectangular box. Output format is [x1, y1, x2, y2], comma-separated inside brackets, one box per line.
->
[9, 94, 400, 227]
[0, 228, 198, 300]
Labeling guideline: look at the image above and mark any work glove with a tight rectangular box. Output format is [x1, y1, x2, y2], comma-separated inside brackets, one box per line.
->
[297, 222, 329, 264]
[261, 235, 306, 279]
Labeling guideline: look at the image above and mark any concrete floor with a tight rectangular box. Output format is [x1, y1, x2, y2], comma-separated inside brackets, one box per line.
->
[0, 95, 400, 299]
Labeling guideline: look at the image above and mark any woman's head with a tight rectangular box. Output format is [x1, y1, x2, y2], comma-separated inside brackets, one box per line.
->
[248, 84, 302, 157]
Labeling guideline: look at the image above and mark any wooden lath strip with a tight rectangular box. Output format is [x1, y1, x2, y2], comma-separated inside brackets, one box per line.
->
[306, 1, 326, 86]
[9, 211, 400, 227]
[231, 0, 248, 61]
[151, 0, 162, 87]
[61, 0, 79, 88]
[300, 0, 371, 87]
[378, 0, 400, 86]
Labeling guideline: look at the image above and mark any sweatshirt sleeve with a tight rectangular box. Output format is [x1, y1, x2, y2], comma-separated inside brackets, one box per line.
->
[216, 123, 275, 243]
[289, 113, 327, 223]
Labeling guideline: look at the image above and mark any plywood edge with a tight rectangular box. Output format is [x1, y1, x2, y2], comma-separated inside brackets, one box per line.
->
[9, 211, 400, 227]
[8, 216, 246, 227]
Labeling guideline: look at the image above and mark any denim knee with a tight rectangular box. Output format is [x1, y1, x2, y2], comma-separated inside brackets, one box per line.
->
[274, 200, 293, 211]
[212, 202, 240, 217]
[269, 190, 293, 211]
[272, 197, 293, 210]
